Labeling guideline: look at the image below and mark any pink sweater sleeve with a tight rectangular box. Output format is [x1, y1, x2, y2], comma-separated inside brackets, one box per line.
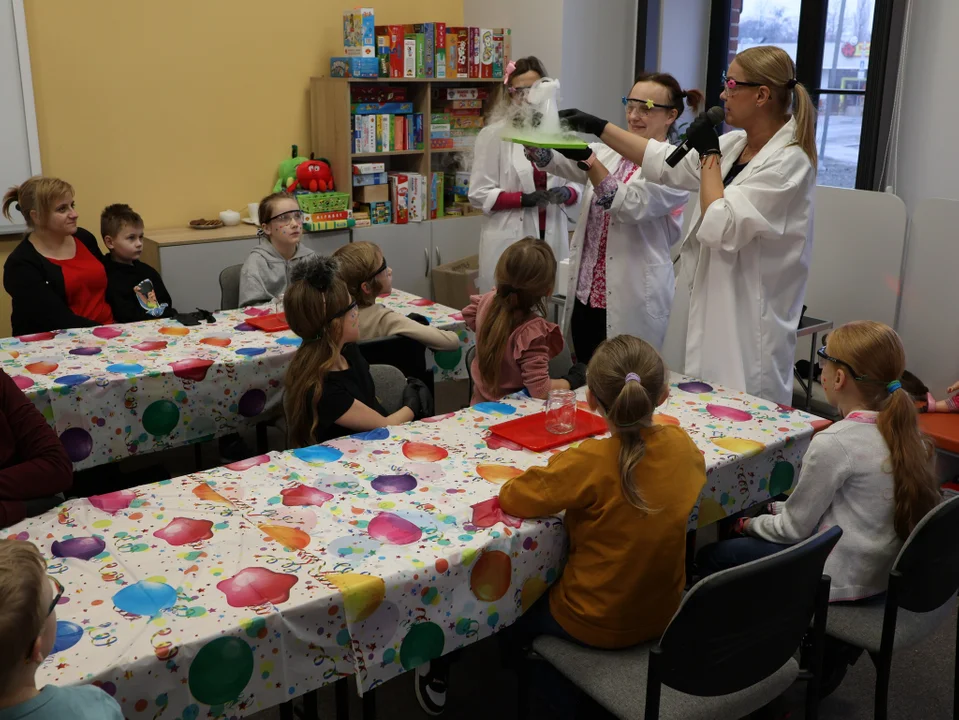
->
[462, 294, 482, 332]
[514, 320, 565, 399]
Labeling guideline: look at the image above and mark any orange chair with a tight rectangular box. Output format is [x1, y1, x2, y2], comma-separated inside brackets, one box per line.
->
[918, 414, 959, 456]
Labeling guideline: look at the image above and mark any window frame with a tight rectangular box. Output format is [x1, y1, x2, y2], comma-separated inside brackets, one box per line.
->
[702, 0, 906, 190]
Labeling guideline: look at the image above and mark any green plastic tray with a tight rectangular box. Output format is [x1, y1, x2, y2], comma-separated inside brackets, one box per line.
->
[503, 134, 590, 150]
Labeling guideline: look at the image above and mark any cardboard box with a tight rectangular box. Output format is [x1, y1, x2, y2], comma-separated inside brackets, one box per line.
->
[352, 162, 386, 175]
[355, 184, 389, 203]
[343, 8, 375, 57]
[353, 171, 388, 187]
[330, 56, 378, 78]
[432, 255, 479, 312]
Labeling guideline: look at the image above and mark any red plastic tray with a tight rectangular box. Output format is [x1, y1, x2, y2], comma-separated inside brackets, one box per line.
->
[246, 312, 290, 333]
[489, 408, 608, 452]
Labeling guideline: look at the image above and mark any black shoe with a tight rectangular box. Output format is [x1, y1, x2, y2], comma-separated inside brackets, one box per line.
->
[414, 661, 448, 716]
[818, 639, 862, 699]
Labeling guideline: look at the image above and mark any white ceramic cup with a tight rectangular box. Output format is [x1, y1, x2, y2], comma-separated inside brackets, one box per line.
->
[248, 202, 260, 224]
[219, 210, 241, 226]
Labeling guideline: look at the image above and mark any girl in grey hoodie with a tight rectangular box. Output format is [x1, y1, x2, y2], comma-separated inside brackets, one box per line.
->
[238, 192, 314, 307]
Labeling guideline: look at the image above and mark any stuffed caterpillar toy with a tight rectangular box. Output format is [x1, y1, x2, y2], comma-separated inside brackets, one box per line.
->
[274, 144, 309, 193]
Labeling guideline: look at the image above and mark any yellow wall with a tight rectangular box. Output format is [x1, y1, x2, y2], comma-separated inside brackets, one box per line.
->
[0, 0, 463, 337]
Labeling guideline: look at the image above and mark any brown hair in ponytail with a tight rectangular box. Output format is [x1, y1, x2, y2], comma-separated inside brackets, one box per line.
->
[476, 237, 556, 396]
[586, 335, 668, 513]
[283, 256, 354, 448]
[826, 321, 940, 539]
[2, 177, 75, 228]
[734, 45, 818, 168]
[334, 241, 386, 307]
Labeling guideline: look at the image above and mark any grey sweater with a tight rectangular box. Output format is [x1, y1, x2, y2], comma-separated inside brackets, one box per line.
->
[238, 238, 315, 307]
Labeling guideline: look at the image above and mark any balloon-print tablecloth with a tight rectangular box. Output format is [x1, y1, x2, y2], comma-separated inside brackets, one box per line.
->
[0, 291, 470, 470]
[7, 375, 823, 719]
[376, 289, 473, 383]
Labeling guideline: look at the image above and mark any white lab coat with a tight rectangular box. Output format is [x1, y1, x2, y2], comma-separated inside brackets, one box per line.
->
[544, 143, 688, 350]
[469, 120, 582, 292]
[642, 117, 815, 405]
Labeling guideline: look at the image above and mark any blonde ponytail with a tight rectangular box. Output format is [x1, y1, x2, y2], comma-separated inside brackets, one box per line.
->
[586, 335, 667, 514]
[791, 81, 818, 169]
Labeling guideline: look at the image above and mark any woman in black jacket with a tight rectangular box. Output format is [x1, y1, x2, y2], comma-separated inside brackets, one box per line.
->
[2, 177, 114, 336]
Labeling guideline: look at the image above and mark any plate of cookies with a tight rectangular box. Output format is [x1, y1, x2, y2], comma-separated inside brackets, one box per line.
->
[189, 218, 224, 229]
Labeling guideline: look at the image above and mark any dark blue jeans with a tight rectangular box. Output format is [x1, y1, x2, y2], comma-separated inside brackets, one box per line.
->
[695, 537, 793, 577]
[510, 594, 603, 720]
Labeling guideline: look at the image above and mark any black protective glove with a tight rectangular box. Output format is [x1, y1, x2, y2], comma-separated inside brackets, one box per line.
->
[521, 191, 550, 208]
[685, 111, 721, 156]
[556, 147, 593, 162]
[407, 312, 430, 326]
[558, 108, 608, 138]
[404, 378, 434, 420]
[564, 362, 588, 391]
[546, 187, 572, 205]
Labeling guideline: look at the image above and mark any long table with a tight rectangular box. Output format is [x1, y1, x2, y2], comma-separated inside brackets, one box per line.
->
[0, 290, 471, 470]
[9, 375, 823, 718]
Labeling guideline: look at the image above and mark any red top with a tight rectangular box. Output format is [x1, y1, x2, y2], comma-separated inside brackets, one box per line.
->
[0, 370, 73, 528]
[490, 161, 579, 236]
[47, 238, 113, 325]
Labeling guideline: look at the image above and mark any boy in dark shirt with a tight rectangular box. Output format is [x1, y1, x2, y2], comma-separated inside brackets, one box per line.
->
[101, 204, 176, 322]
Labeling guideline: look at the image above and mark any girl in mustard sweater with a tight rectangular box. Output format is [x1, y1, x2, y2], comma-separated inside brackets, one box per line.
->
[500, 334, 706, 650]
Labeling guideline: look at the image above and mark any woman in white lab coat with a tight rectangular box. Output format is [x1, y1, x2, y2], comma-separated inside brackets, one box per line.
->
[469, 56, 582, 293]
[560, 46, 817, 405]
[526, 72, 700, 362]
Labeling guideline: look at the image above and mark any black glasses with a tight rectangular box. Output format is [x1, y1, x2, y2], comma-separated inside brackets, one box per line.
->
[48, 576, 64, 616]
[817, 346, 868, 381]
[367, 259, 388, 283]
[330, 300, 358, 321]
[722, 72, 763, 91]
[268, 209, 303, 226]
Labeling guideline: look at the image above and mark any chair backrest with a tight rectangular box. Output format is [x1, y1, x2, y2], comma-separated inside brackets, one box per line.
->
[656, 526, 842, 696]
[548, 344, 573, 378]
[369, 364, 406, 414]
[465, 344, 476, 398]
[891, 495, 959, 613]
[357, 334, 432, 393]
[219, 264, 244, 311]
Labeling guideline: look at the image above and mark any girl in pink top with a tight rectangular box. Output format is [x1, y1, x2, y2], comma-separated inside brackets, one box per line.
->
[463, 237, 586, 404]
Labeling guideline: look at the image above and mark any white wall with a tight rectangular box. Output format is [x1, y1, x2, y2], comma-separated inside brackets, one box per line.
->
[463, 0, 637, 127]
[560, 0, 637, 128]
[657, 0, 709, 128]
[463, 0, 564, 81]
[895, 0, 959, 210]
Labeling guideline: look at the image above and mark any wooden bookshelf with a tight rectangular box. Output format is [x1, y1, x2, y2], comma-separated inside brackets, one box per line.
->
[310, 76, 501, 222]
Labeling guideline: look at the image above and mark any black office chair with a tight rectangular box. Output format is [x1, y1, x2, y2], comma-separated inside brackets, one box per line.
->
[824, 495, 959, 719]
[529, 526, 843, 719]
[357, 335, 433, 395]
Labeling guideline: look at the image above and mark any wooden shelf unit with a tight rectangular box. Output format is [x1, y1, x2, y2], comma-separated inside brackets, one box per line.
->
[310, 76, 501, 222]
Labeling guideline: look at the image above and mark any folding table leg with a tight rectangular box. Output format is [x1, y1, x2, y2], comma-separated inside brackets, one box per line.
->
[335, 677, 350, 719]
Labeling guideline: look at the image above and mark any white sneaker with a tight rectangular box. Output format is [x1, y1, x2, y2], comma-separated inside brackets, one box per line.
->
[414, 661, 448, 716]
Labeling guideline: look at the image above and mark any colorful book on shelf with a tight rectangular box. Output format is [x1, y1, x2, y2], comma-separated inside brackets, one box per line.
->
[412, 23, 434, 78]
[480, 29, 494, 78]
[403, 36, 416, 78]
[374, 24, 405, 78]
[388, 173, 409, 224]
[435, 23, 447, 78]
[376, 36, 390, 77]
[492, 29, 505, 78]
[343, 8, 375, 58]
[430, 172, 444, 219]
[449, 27, 468, 78]
[352, 102, 414, 114]
[468, 27, 480, 78]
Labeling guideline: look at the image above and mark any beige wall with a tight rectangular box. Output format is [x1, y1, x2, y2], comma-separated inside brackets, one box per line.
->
[1, 0, 465, 337]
